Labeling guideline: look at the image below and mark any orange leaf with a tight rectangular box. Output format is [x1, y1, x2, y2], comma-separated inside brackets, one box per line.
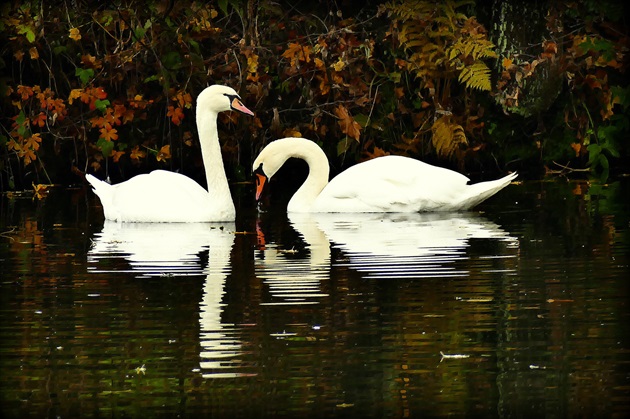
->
[69, 27, 81, 41]
[68, 88, 83, 104]
[282, 42, 311, 66]
[17, 85, 35, 100]
[99, 127, 118, 141]
[130, 145, 146, 161]
[156, 145, 171, 162]
[111, 150, 125, 163]
[22, 148, 37, 165]
[334, 105, 361, 141]
[167, 105, 185, 125]
[33, 112, 47, 128]
[25, 133, 42, 151]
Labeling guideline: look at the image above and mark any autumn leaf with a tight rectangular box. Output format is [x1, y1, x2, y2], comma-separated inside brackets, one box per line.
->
[182, 131, 193, 147]
[247, 52, 259, 74]
[68, 88, 83, 104]
[7, 138, 21, 152]
[364, 146, 389, 160]
[282, 128, 302, 137]
[174, 91, 193, 109]
[570, 142, 583, 157]
[69, 27, 81, 41]
[334, 105, 361, 141]
[21, 148, 37, 165]
[91, 87, 108, 100]
[32, 112, 47, 128]
[25, 133, 42, 151]
[332, 57, 345, 71]
[167, 105, 185, 125]
[282, 42, 311, 66]
[156, 145, 171, 162]
[130, 145, 146, 161]
[99, 127, 118, 141]
[17, 85, 35, 100]
[32, 183, 51, 199]
[314, 57, 325, 70]
[29, 47, 39, 60]
[111, 149, 125, 163]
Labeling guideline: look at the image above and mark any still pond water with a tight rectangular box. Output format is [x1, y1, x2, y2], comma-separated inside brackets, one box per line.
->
[1, 178, 629, 418]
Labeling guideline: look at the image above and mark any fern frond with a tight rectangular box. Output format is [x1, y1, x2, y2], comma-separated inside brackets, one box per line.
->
[458, 62, 492, 91]
[431, 116, 468, 159]
[449, 36, 497, 61]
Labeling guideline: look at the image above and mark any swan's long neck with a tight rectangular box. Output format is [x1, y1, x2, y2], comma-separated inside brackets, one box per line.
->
[286, 141, 330, 212]
[197, 110, 232, 208]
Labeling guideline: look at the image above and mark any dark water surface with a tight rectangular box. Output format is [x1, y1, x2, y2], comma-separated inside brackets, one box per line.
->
[1, 178, 629, 418]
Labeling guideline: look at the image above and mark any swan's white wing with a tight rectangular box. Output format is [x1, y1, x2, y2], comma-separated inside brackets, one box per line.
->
[107, 170, 214, 222]
[313, 156, 471, 212]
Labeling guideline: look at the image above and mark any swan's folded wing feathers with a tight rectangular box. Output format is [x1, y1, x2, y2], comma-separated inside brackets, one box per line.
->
[109, 170, 212, 221]
[319, 156, 472, 212]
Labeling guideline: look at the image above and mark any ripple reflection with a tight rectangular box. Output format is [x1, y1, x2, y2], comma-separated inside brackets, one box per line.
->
[88, 221, 247, 378]
[304, 212, 517, 279]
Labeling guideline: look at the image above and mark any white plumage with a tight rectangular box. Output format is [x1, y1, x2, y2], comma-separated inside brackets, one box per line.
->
[253, 137, 517, 213]
[86, 85, 253, 222]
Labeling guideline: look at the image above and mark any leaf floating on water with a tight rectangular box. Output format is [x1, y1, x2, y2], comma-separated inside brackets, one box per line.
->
[440, 351, 470, 362]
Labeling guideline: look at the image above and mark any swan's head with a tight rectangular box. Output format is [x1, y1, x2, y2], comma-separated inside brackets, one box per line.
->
[196, 85, 254, 116]
[252, 137, 327, 201]
[252, 139, 290, 201]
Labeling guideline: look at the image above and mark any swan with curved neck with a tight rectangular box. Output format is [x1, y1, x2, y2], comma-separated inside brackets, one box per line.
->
[86, 85, 253, 222]
[253, 137, 517, 213]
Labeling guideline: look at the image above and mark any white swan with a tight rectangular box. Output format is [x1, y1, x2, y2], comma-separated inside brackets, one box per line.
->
[86, 85, 254, 222]
[253, 137, 517, 212]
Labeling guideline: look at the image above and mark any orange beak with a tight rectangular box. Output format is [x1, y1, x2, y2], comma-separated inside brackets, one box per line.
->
[255, 172, 267, 201]
[231, 97, 254, 116]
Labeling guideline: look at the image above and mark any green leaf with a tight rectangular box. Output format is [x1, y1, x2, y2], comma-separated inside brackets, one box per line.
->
[53, 45, 67, 55]
[162, 51, 181, 69]
[388, 72, 401, 83]
[353, 113, 370, 128]
[17, 25, 35, 43]
[602, 140, 620, 158]
[97, 138, 115, 157]
[587, 143, 601, 166]
[94, 99, 110, 113]
[218, 0, 229, 16]
[337, 138, 353, 156]
[598, 153, 609, 170]
[134, 26, 146, 40]
[75, 68, 94, 86]
[16, 111, 28, 137]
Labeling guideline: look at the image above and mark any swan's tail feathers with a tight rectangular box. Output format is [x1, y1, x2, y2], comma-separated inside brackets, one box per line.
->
[460, 171, 518, 210]
[85, 174, 113, 206]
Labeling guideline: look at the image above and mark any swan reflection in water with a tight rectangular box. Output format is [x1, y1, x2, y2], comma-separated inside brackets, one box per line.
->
[311, 212, 519, 279]
[256, 212, 518, 301]
[88, 221, 244, 378]
[255, 215, 331, 306]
